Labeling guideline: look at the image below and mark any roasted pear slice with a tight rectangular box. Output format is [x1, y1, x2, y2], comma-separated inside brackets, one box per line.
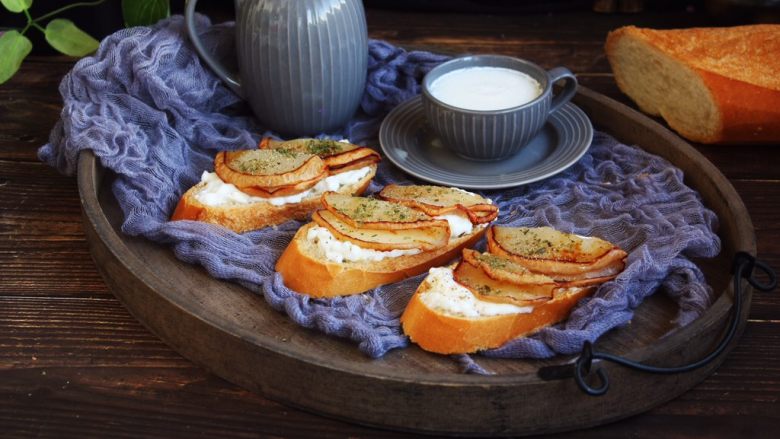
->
[214, 149, 326, 189]
[379, 184, 489, 208]
[462, 249, 555, 286]
[453, 259, 553, 306]
[329, 156, 381, 175]
[259, 137, 380, 169]
[323, 147, 381, 169]
[469, 209, 501, 223]
[260, 137, 356, 156]
[378, 184, 498, 224]
[239, 170, 328, 198]
[321, 193, 449, 231]
[487, 226, 627, 280]
[461, 248, 616, 292]
[312, 210, 450, 251]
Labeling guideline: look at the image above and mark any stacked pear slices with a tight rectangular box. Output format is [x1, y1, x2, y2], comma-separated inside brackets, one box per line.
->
[314, 193, 452, 252]
[275, 186, 498, 297]
[460, 226, 628, 306]
[402, 226, 627, 354]
[215, 138, 380, 197]
[379, 184, 499, 225]
[170, 138, 380, 232]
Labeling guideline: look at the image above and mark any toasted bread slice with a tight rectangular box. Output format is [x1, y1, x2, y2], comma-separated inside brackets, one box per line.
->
[402, 226, 626, 354]
[171, 164, 376, 233]
[401, 266, 594, 354]
[275, 222, 486, 297]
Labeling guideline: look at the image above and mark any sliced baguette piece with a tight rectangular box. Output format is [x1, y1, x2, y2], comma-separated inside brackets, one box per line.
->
[275, 222, 486, 297]
[401, 266, 595, 354]
[171, 164, 376, 233]
[605, 25, 780, 144]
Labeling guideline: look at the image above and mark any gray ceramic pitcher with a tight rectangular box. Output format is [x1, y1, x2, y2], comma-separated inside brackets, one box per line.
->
[185, 0, 368, 136]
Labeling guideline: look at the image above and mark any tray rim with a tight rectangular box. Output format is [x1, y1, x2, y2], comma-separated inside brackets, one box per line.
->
[77, 86, 757, 435]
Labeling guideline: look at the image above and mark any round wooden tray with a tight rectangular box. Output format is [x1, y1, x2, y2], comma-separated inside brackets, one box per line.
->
[78, 87, 756, 436]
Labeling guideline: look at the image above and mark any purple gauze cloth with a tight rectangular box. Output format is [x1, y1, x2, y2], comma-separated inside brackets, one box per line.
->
[39, 16, 721, 364]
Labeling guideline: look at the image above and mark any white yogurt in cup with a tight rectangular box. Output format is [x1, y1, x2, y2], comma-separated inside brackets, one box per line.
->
[428, 66, 542, 111]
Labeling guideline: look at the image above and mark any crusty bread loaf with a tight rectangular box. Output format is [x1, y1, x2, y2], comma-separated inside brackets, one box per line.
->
[401, 272, 594, 354]
[605, 25, 780, 144]
[275, 223, 486, 297]
[171, 164, 376, 233]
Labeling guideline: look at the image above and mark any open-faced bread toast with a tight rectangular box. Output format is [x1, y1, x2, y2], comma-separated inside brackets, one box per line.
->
[401, 226, 627, 354]
[171, 138, 380, 232]
[275, 186, 499, 297]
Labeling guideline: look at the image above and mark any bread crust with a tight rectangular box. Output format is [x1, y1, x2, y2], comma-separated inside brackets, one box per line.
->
[275, 223, 487, 297]
[697, 69, 780, 144]
[401, 284, 594, 354]
[171, 164, 376, 233]
[606, 25, 780, 144]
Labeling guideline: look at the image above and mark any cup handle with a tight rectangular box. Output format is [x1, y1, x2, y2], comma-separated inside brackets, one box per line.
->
[185, 0, 244, 98]
[547, 67, 577, 114]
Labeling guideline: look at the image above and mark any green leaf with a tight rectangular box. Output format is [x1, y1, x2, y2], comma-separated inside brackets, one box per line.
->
[122, 0, 170, 27]
[1, 0, 32, 14]
[44, 18, 99, 57]
[0, 30, 32, 85]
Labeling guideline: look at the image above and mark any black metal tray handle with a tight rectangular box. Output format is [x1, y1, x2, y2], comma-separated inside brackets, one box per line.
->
[539, 252, 777, 396]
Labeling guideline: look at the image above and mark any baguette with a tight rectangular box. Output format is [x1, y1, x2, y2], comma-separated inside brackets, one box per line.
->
[605, 25, 780, 144]
[171, 164, 376, 233]
[276, 222, 486, 297]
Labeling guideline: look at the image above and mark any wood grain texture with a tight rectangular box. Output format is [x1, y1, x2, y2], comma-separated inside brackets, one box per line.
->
[1, 6, 778, 438]
[0, 59, 71, 162]
[0, 161, 106, 296]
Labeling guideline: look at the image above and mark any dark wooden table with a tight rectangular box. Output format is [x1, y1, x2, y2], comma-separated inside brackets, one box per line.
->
[1, 7, 778, 438]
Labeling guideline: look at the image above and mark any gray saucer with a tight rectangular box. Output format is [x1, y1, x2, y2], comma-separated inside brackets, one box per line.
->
[379, 96, 593, 189]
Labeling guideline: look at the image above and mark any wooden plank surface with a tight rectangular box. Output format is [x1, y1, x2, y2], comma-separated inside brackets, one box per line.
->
[1, 6, 778, 438]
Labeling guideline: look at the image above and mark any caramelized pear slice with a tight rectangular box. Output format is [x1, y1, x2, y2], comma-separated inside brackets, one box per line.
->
[322, 193, 449, 231]
[453, 259, 553, 306]
[259, 137, 380, 168]
[378, 184, 498, 224]
[329, 156, 380, 175]
[461, 249, 555, 286]
[487, 226, 627, 280]
[214, 149, 326, 189]
[313, 210, 449, 251]
[323, 147, 381, 169]
[239, 169, 328, 198]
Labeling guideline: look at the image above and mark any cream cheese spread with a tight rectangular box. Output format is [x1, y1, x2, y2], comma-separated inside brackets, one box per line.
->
[435, 211, 474, 238]
[306, 226, 421, 263]
[194, 166, 372, 207]
[419, 267, 532, 317]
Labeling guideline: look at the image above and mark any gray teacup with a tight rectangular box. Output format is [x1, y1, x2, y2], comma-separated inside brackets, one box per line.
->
[422, 55, 578, 160]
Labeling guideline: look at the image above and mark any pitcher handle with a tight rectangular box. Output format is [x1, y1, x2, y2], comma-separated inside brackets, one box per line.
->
[547, 66, 577, 114]
[185, 0, 244, 97]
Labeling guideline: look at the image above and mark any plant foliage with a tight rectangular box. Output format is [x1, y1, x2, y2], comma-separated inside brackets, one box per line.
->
[0, 0, 170, 85]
